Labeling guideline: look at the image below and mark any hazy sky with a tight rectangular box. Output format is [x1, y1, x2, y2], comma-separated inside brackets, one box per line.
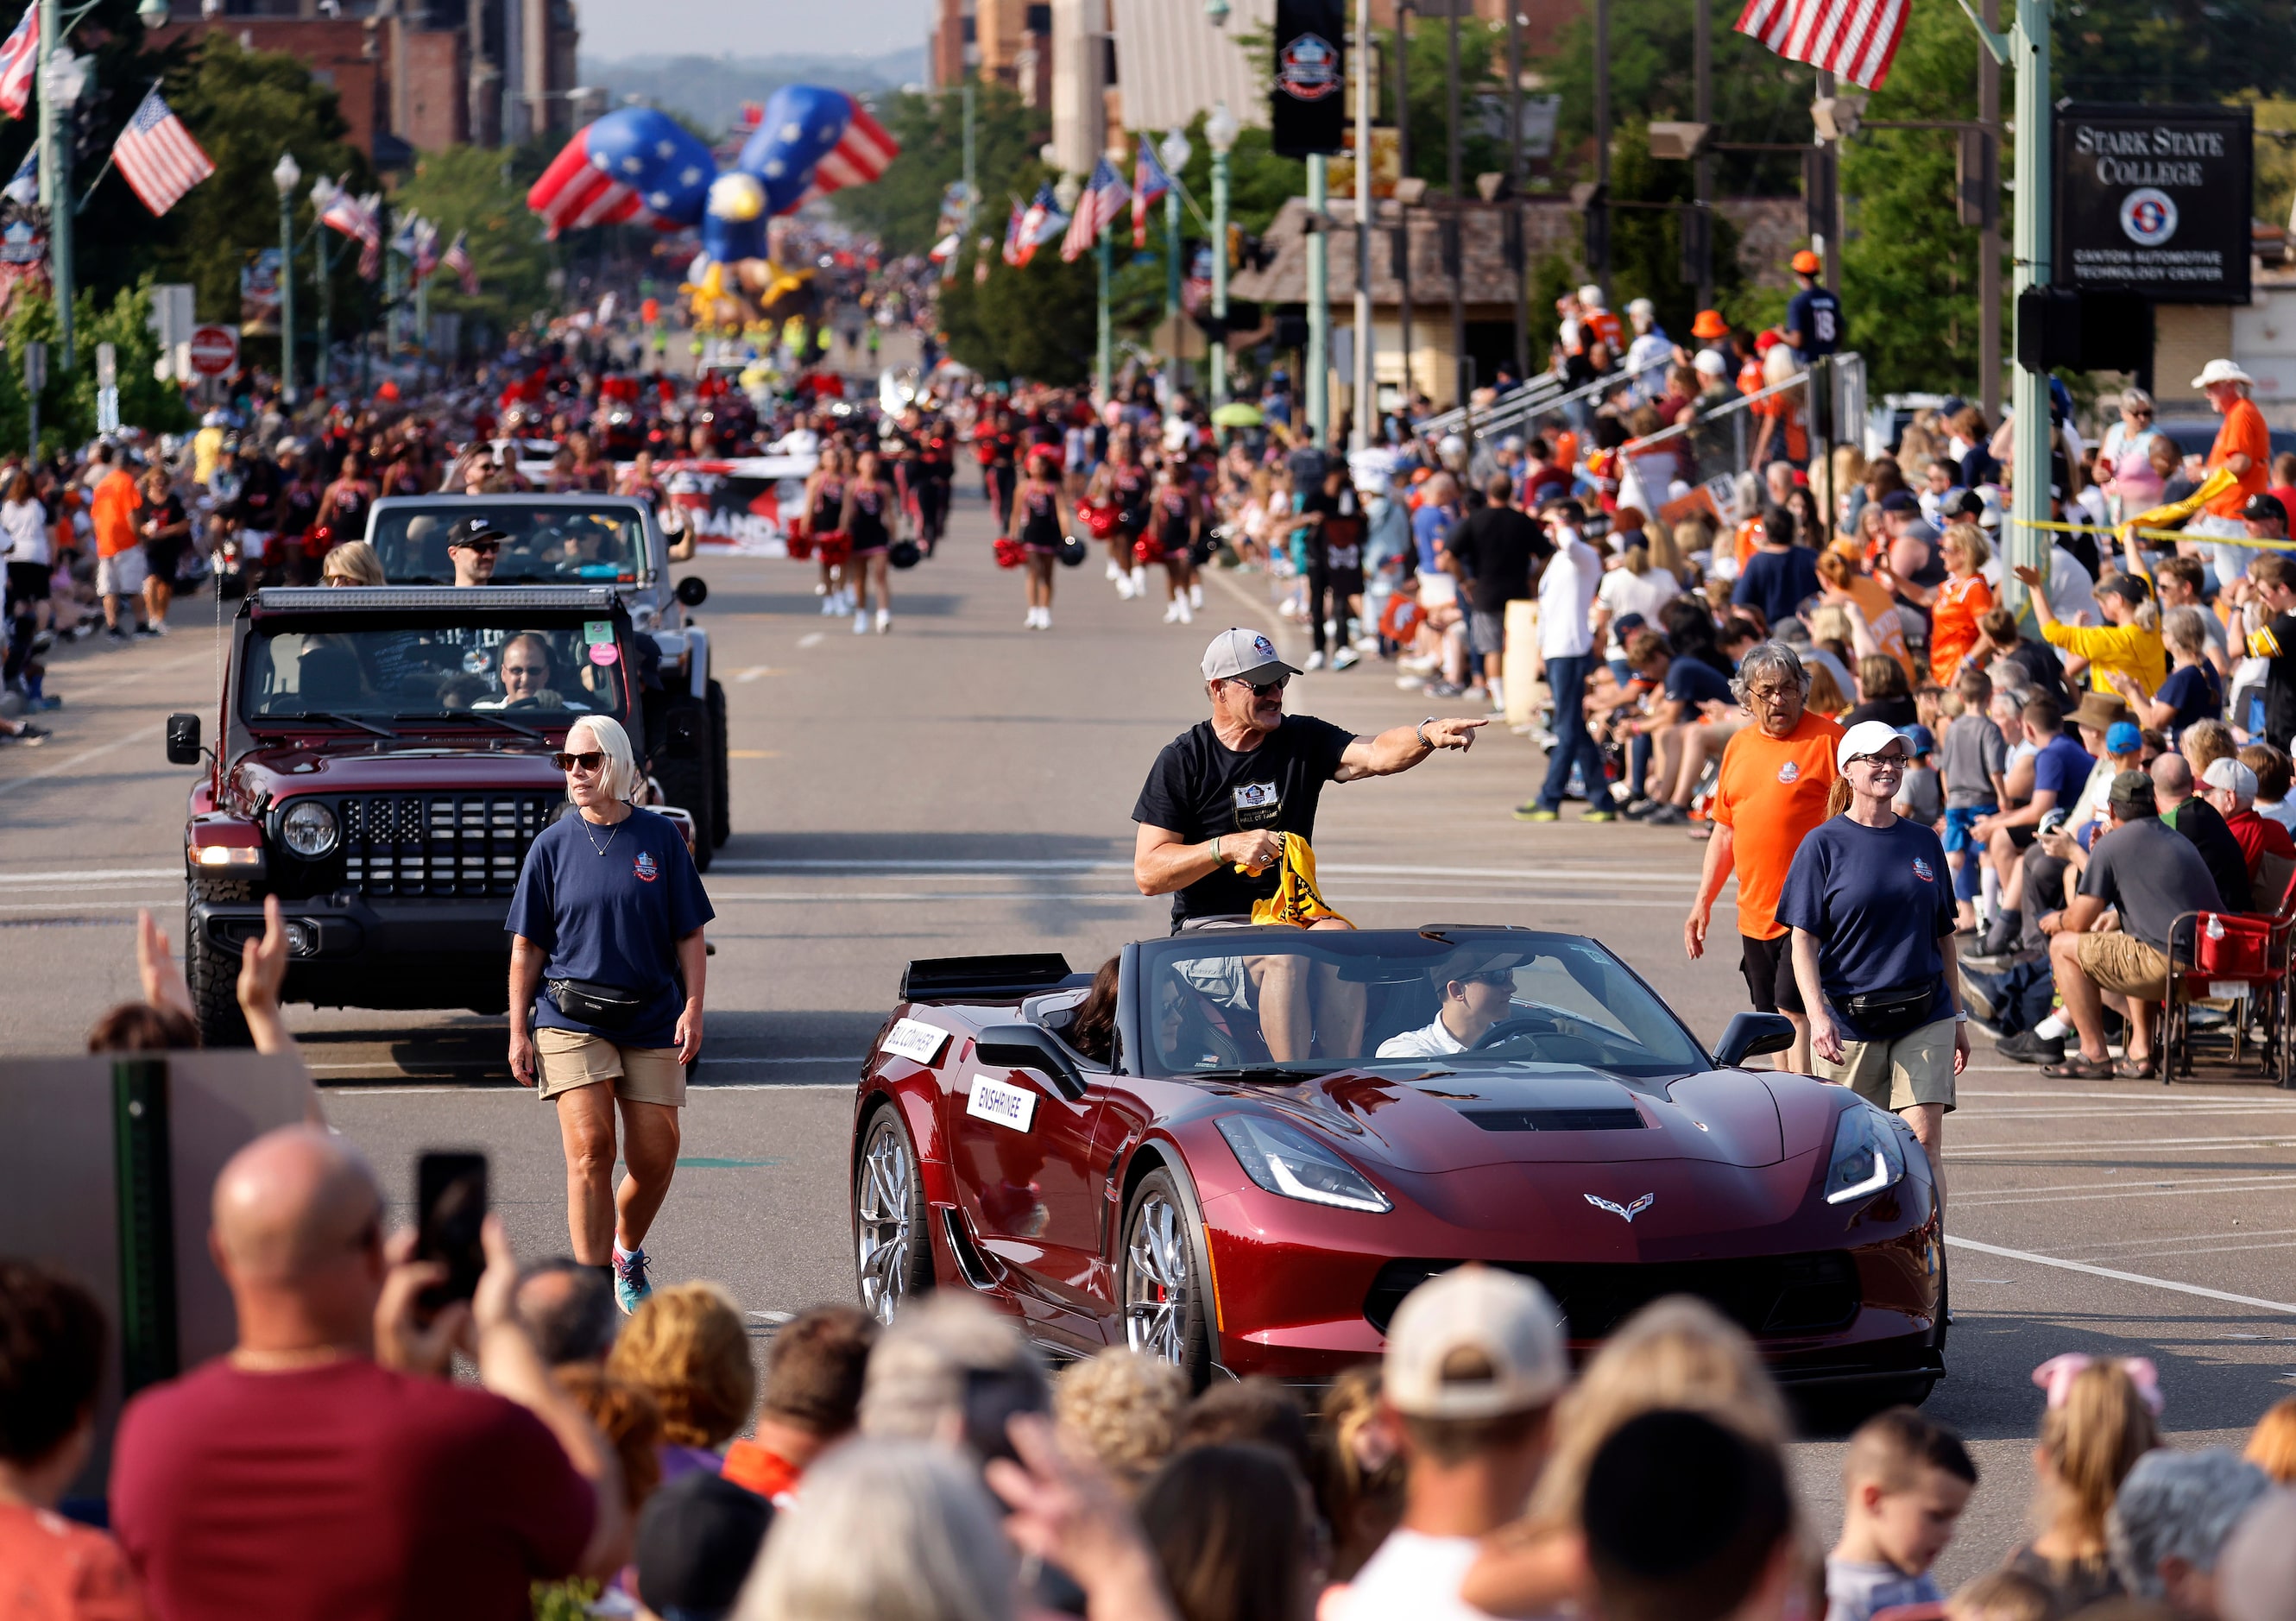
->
[577, 0, 931, 63]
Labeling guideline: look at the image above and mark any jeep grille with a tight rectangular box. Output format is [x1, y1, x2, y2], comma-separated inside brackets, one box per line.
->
[337, 793, 556, 897]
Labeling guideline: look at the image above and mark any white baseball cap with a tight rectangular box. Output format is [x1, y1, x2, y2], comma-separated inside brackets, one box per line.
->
[1382, 1265, 1567, 1419]
[1201, 627, 1299, 684]
[1577, 283, 1605, 308]
[1837, 719, 1911, 771]
[2192, 358, 2255, 390]
[2204, 756, 2260, 804]
[1626, 297, 1656, 319]
[1693, 350, 1729, 378]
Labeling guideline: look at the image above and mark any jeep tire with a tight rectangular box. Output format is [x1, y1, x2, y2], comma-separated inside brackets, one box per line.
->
[706, 678, 730, 848]
[653, 691, 716, 873]
[186, 905, 252, 1048]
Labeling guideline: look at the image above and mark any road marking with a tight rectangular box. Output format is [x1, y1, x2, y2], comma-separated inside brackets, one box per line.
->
[1946, 1234, 2296, 1315]
[305, 1055, 855, 1073]
[1958, 1178, 2296, 1209]
[707, 858, 1704, 886]
[0, 868, 176, 884]
[1953, 1134, 2296, 1154]
[735, 666, 778, 682]
[0, 722, 162, 800]
[0, 899, 167, 913]
[798, 633, 825, 648]
[695, 890, 1726, 910]
[727, 749, 780, 759]
[47, 649, 214, 702]
[322, 1080, 858, 1094]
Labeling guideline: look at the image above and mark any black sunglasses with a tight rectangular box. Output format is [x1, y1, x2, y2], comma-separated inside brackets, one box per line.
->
[1235, 674, 1290, 693]
[451, 537, 502, 553]
[552, 750, 605, 773]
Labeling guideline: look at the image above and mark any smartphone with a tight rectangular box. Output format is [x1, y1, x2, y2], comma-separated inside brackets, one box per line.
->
[414, 1151, 489, 1317]
[960, 1365, 1046, 1466]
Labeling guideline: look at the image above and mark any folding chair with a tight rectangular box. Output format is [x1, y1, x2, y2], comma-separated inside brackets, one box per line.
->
[2163, 899, 2296, 1086]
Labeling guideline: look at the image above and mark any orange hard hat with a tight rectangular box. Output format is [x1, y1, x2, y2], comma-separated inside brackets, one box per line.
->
[1790, 249, 1821, 275]
[1690, 308, 1729, 340]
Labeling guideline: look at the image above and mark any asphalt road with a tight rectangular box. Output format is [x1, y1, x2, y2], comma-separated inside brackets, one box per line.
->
[9, 483, 2296, 1584]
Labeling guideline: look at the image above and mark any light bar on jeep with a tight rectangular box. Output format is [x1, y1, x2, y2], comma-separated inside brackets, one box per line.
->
[251, 587, 620, 612]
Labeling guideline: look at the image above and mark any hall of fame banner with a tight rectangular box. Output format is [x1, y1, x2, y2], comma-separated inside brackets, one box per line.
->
[657, 455, 818, 557]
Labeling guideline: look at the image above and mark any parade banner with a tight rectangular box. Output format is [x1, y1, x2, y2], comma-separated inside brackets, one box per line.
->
[1271, 0, 1345, 157]
[2056, 103, 2252, 305]
[659, 455, 817, 557]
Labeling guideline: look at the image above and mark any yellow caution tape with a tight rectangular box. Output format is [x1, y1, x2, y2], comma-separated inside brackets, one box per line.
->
[2003, 515, 2296, 552]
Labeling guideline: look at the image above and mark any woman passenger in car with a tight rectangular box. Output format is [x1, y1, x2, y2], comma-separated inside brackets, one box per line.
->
[1067, 958, 1121, 1065]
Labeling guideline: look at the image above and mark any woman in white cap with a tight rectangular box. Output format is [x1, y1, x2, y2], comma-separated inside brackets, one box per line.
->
[1776, 718, 1968, 1201]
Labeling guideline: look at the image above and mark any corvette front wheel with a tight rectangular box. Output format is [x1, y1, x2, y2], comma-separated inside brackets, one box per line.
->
[855, 1105, 932, 1324]
[1122, 1170, 1214, 1391]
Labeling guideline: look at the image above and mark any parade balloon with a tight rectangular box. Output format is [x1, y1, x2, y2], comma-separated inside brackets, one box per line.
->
[583, 105, 714, 225]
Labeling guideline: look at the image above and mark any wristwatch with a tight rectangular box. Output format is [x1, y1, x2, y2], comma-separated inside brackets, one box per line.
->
[1416, 717, 1437, 748]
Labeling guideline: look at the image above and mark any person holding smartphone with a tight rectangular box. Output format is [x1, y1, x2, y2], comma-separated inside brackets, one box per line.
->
[508, 715, 713, 1313]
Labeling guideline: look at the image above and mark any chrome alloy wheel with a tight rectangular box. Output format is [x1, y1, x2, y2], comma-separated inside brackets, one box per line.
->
[855, 1115, 916, 1324]
[1123, 1189, 1192, 1364]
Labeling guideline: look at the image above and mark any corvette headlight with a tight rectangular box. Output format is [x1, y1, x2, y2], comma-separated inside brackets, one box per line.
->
[280, 800, 338, 858]
[1823, 1102, 1908, 1206]
[1217, 1114, 1391, 1214]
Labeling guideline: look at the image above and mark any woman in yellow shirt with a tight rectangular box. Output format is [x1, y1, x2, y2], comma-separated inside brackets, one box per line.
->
[2013, 564, 2167, 697]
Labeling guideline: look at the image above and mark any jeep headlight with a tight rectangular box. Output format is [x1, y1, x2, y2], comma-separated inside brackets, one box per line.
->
[280, 800, 339, 858]
[1216, 1114, 1391, 1214]
[1823, 1102, 1908, 1206]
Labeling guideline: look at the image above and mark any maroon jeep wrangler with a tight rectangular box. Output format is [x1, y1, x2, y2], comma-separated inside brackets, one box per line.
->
[165, 584, 684, 1046]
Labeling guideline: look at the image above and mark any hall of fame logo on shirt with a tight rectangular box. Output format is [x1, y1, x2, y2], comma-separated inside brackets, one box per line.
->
[1234, 781, 1281, 823]
[634, 851, 659, 883]
[1913, 857, 1935, 882]
[1777, 760, 1800, 784]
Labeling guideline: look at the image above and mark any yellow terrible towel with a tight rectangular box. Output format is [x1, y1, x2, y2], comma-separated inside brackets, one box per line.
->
[1247, 833, 1352, 928]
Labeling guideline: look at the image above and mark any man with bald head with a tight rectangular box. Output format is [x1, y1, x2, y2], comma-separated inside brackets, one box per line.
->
[110, 1126, 628, 1620]
[2154, 750, 2251, 914]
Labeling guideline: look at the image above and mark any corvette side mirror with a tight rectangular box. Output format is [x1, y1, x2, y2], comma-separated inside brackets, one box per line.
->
[1713, 1012, 1797, 1069]
[974, 1024, 1086, 1101]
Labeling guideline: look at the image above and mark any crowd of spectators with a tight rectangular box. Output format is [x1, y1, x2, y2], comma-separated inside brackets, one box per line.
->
[8, 1155, 2296, 1621]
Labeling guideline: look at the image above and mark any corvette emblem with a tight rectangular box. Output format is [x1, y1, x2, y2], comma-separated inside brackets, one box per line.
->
[1585, 1192, 1656, 1222]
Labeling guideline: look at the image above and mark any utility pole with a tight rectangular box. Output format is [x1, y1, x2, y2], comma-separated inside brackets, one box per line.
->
[1507, 0, 1526, 379]
[1445, 0, 1465, 418]
[1593, 0, 1611, 304]
[1396, 1, 1413, 410]
[1307, 151, 1328, 443]
[1813, 69, 1843, 295]
[1693, 0, 1713, 310]
[2005, 0, 2049, 609]
[1208, 103, 1237, 406]
[962, 81, 975, 214]
[37, 0, 76, 374]
[1353, 0, 1372, 451]
[1096, 216, 1113, 403]
[1977, 0, 2002, 420]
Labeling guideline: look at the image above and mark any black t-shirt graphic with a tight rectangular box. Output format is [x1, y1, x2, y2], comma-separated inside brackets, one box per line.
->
[1132, 715, 1355, 925]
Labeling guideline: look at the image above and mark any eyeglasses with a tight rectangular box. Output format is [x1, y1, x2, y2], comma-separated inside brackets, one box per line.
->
[2125, 407, 2154, 418]
[452, 539, 501, 554]
[552, 750, 605, 773]
[1851, 749, 1911, 768]
[1744, 684, 1800, 703]
[1234, 674, 1290, 693]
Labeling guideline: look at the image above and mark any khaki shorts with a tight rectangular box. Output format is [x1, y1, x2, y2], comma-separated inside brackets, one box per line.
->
[536, 1027, 686, 1107]
[2073, 931, 2173, 1001]
[1816, 1016, 1958, 1113]
[96, 547, 147, 596]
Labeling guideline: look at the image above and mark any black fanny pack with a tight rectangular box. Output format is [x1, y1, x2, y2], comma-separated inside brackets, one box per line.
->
[1839, 980, 1940, 1039]
[547, 978, 648, 1031]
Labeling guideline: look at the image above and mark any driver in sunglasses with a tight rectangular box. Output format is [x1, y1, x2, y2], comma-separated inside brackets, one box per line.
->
[447, 516, 508, 587]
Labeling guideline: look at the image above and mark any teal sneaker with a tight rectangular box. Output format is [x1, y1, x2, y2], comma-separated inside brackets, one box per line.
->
[613, 1247, 653, 1315]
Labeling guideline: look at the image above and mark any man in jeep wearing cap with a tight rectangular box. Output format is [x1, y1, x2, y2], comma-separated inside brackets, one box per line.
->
[447, 516, 508, 587]
[1134, 628, 1485, 929]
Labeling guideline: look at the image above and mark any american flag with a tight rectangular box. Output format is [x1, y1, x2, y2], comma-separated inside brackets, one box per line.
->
[320, 184, 382, 279]
[788, 97, 899, 211]
[1014, 182, 1065, 268]
[0, 6, 36, 122]
[1734, 0, 1908, 91]
[1000, 197, 1025, 267]
[1132, 142, 1172, 250]
[443, 229, 477, 295]
[111, 89, 214, 218]
[411, 217, 439, 281]
[1060, 158, 1129, 263]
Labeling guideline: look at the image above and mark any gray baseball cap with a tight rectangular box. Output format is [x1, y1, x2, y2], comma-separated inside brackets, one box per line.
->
[1202, 628, 1300, 684]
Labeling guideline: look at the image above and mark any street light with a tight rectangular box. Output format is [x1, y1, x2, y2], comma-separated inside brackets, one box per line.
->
[274, 153, 300, 400]
[134, 0, 167, 26]
[39, 41, 87, 372]
[1206, 102, 1239, 406]
[309, 173, 337, 394]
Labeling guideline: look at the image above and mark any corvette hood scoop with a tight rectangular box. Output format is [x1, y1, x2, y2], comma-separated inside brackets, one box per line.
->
[1281, 1067, 1783, 1175]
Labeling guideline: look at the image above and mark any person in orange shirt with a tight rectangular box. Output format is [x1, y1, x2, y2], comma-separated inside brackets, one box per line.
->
[718, 1303, 874, 1508]
[87, 445, 147, 639]
[1686, 641, 1846, 1074]
[2188, 358, 2273, 586]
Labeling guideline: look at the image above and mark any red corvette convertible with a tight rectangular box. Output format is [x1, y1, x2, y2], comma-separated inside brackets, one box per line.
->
[848, 924, 1945, 1403]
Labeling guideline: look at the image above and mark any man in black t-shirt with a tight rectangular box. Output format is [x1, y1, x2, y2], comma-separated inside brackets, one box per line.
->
[1442, 474, 1551, 705]
[1298, 467, 1368, 670]
[1132, 628, 1485, 1059]
[2239, 552, 2296, 753]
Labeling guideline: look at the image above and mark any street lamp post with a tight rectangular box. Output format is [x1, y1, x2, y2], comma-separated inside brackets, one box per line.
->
[1206, 102, 1239, 407]
[309, 174, 337, 396]
[274, 153, 300, 401]
[37, 40, 86, 373]
[1159, 129, 1189, 386]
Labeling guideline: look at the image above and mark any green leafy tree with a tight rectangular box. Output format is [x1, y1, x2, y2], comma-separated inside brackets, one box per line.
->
[1372, 21, 1512, 191]
[938, 246, 1098, 384]
[0, 282, 190, 450]
[1606, 122, 1744, 343]
[2057, 0, 2296, 101]
[393, 145, 558, 336]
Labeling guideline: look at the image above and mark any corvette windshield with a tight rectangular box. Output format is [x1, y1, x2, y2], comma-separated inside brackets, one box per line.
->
[1139, 930, 1706, 1084]
[369, 504, 647, 585]
[238, 615, 629, 722]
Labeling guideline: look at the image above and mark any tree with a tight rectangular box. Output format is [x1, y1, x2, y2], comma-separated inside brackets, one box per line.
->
[393, 145, 558, 337]
[937, 247, 1098, 384]
[0, 282, 190, 451]
[2057, 0, 2296, 102]
[1605, 123, 1744, 344]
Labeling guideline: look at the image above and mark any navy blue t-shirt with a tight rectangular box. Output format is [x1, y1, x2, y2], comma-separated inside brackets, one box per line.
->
[1776, 816, 1959, 1041]
[1786, 287, 1843, 356]
[1731, 546, 1821, 631]
[506, 807, 715, 1048]
[2031, 732, 2096, 803]
[2154, 663, 2223, 738]
[1664, 656, 1734, 710]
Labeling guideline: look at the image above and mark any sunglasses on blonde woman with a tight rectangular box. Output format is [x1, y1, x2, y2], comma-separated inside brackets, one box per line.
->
[552, 751, 604, 773]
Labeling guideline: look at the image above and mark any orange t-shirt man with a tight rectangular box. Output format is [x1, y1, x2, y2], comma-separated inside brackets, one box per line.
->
[2206, 393, 2271, 521]
[1712, 707, 1845, 943]
[0, 1501, 150, 1620]
[91, 467, 139, 558]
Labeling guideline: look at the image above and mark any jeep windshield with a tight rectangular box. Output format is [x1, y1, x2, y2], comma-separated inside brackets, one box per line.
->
[369, 502, 648, 586]
[1138, 928, 1708, 1088]
[238, 612, 630, 724]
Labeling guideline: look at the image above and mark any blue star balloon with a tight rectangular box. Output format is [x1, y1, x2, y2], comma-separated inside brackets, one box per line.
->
[583, 105, 714, 226]
[737, 84, 853, 216]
